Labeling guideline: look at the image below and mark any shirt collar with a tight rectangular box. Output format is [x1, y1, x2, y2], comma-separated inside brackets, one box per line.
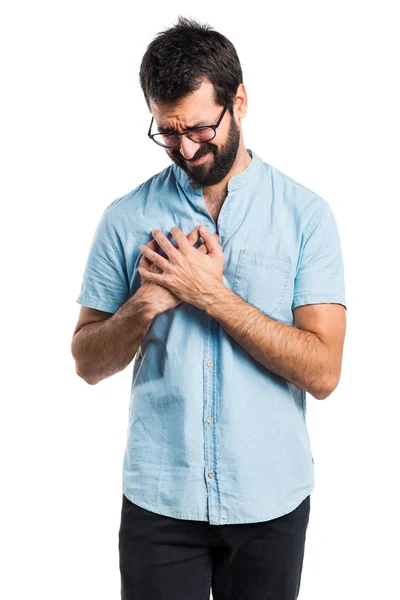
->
[173, 148, 262, 196]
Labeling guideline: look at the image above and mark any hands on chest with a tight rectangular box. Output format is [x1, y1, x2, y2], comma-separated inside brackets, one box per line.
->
[138, 224, 225, 314]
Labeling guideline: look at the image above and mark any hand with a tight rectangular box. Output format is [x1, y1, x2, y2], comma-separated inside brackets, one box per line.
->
[139, 225, 225, 311]
[139, 225, 220, 314]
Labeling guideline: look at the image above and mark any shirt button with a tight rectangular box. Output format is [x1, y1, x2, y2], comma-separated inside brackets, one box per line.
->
[207, 360, 214, 367]
[208, 471, 215, 478]
[196, 205, 202, 211]
[206, 416, 213, 423]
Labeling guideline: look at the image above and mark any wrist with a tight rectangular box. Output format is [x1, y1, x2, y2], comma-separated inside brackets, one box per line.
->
[131, 284, 160, 321]
[200, 281, 231, 316]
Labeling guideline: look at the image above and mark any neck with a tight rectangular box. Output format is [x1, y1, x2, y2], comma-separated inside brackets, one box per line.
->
[203, 145, 252, 198]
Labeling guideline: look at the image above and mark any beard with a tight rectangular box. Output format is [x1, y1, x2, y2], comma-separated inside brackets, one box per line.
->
[166, 112, 241, 187]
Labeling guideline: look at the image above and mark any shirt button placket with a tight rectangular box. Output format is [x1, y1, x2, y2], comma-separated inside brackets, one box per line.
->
[205, 357, 216, 498]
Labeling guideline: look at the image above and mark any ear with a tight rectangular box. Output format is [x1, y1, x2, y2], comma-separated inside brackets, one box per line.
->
[233, 83, 248, 119]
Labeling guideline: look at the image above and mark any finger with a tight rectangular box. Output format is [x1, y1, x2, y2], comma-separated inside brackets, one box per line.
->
[139, 266, 169, 288]
[169, 226, 192, 254]
[187, 226, 219, 249]
[196, 233, 219, 254]
[199, 226, 222, 255]
[140, 242, 157, 267]
[140, 252, 163, 273]
[140, 254, 153, 268]
[146, 239, 159, 250]
[140, 244, 170, 271]
[140, 238, 160, 267]
[186, 225, 203, 246]
[151, 229, 179, 260]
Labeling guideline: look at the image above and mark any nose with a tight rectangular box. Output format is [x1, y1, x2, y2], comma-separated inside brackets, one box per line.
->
[179, 136, 201, 160]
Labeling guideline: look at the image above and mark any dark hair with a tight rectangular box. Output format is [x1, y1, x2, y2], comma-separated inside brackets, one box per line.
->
[139, 16, 243, 115]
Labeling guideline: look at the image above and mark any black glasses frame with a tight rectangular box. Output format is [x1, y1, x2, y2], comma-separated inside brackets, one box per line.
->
[147, 104, 229, 148]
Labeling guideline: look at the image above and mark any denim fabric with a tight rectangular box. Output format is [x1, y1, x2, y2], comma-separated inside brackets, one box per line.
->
[76, 149, 346, 525]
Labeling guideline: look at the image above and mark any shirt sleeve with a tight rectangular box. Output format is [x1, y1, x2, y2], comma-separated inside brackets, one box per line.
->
[76, 205, 130, 313]
[292, 199, 347, 311]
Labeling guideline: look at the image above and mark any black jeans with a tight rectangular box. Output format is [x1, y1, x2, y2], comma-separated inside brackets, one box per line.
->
[118, 493, 310, 600]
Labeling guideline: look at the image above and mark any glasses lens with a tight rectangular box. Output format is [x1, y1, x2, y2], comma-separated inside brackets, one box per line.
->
[152, 133, 179, 148]
[187, 128, 215, 143]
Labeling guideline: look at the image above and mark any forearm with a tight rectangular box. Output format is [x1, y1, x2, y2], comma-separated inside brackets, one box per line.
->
[72, 287, 156, 385]
[204, 285, 331, 399]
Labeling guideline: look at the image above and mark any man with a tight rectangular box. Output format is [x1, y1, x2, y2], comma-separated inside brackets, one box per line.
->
[71, 16, 347, 600]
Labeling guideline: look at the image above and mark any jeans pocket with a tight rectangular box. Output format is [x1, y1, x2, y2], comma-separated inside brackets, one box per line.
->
[233, 249, 291, 316]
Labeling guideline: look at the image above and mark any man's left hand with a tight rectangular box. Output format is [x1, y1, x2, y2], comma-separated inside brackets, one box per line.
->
[139, 226, 225, 310]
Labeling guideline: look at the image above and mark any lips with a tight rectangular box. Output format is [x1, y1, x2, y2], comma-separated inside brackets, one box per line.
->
[190, 153, 210, 165]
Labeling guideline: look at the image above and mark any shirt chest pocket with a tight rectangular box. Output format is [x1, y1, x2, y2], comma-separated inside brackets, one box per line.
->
[232, 249, 291, 316]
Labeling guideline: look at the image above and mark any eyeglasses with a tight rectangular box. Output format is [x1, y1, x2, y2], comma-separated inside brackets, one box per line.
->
[147, 104, 229, 148]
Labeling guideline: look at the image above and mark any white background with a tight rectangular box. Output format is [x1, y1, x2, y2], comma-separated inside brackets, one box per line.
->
[1, 1, 399, 598]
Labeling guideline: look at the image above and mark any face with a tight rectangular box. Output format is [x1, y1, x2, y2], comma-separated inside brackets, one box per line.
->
[150, 79, 242, 187]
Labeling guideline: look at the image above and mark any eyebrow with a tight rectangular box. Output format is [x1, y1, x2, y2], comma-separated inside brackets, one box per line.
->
[157, 120, 209, 134]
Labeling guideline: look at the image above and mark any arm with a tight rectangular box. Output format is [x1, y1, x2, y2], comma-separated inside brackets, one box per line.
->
[71, 286, 157, 385]
[139, 203, 347, 401]
[203, 285, 345, 400]
[72, 226, 215, 385]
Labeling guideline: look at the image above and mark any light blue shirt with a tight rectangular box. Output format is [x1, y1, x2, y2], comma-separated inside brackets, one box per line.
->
[76, 149, 347, 525]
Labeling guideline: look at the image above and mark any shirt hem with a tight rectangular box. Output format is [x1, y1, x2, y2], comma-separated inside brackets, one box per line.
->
[292, 294, 347, 310]
[76, 293, 125, 313]
[122, 485, 314, 525]
[122, 487, 209, 522]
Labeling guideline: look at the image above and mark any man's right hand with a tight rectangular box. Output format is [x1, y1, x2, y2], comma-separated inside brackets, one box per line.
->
[139, 225, 220, 314]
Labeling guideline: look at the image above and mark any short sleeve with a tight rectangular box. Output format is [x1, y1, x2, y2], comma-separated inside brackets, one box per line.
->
[76, 206, 130, 313]
[292, 200, 347, 311]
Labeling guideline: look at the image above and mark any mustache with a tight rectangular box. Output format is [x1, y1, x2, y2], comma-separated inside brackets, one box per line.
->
[172, 145, 215, 163]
